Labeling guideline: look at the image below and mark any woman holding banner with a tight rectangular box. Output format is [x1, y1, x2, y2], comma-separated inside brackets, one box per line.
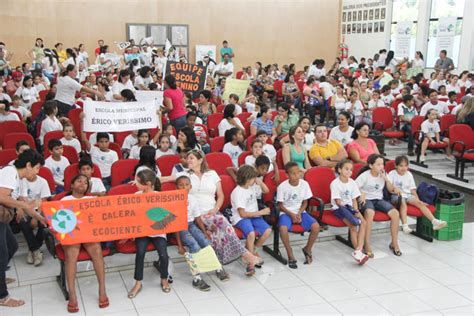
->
[160, 150, 263, 277]
[163, 74, 187, 132]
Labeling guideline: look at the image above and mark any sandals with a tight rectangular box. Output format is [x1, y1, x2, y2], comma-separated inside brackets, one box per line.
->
[389, 244, 402, 256]
[99, 296, 109, 308]
[288, 260, 298, 269]
[127, 284, 142, 299]
[302, 248, 313, 265]
[67, 301, 79, 313]
[246, 265, 256, 276]
[0, 296, 25, 308]
[161, 281, 171, 293]
[365, 251, 374, 259]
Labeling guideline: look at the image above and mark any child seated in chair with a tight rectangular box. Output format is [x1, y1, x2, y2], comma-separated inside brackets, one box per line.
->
[419, 109, 451, 162]
[45, 139, 70, 193]
[277, 162, 320, 269]
[83, 132, 118, 190]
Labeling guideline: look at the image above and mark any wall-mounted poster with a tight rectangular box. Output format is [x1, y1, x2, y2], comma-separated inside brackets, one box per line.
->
[362, 23, 367, 33]
[348, 11, 352, 22]
[357, 23, 361, 33]
[343, 12, 346, 22]
[435, 16, 457, 59]
[380, 21, 385, 32]
[375, 8, 380, 19]
[381, 8, 386, 19]
[368, 22, 373, 33]
[395, 21, 413, 57]
[364, 10, 368, 21]
[374, 22, 379, 33]
[369, 9, 374, 20]
[358, 11, 362, 21]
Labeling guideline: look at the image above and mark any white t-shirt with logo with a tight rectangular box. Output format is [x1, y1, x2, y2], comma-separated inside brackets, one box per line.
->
[223, 142, 243, 167]
[90, 146, 118, 178]
[25, 176, 51, 201]
[263, 144, 277, 160]
[276, 179, 313, 214]
[420, 101, 449, 117]
[45, 156, 70, 185]
[218, 117, 244, 137]
[329, 126, 354, 146]
[421, 120, 440, 138]
[230, 184, 262, 225]
[330, 177, 360, 209]
[0, 166, 27, 199]
[355, 170, 385, 200]
[60, 137, 81, 155]
[344, 100, 364, 116]
[387, 170, 416, 199]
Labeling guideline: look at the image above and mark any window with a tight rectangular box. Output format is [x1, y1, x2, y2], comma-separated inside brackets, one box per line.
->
[126, 24, 189, 60]
[389, 0, 419, 59]
[426, 0, 465, 68]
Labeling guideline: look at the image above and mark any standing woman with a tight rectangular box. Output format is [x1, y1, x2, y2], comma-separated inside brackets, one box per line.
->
[0, 150, 47, 308]
[28, 38, 45, 71]
[282, 126, 311, 173]
[163, 74, 187, 132]
[411, 51, 424, 70]
[60, 175, 109, 313]
[196, 90, 216, 125]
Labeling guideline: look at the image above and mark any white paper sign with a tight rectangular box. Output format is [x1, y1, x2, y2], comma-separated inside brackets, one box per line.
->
[436, 17, 456, 58]
[83, 100, 158, 132]
[195, 45, 217, 63]
[395, 21, 412, 58]
[116, 41, 131, 50]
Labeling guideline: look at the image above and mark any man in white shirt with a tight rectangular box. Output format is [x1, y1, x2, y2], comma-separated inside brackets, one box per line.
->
[213, 54, 234, 80]
[420, 90, 449, 117]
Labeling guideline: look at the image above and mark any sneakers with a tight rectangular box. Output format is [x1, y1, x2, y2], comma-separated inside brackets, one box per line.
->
[192, 279, 211, 292]
[33, 250, 43, 266]
[432, 219, 447, 230]
[352, 250, 369, 265]
[26, 251, 34, 264]
[402, 224, 413, 234]
[216, 269, 230, 282]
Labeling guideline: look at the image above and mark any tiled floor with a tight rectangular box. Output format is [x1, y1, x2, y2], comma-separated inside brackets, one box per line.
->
[3, 223, 474, 315]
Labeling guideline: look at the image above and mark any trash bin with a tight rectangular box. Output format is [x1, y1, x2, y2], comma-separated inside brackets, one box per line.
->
[434, 190, 465, 241]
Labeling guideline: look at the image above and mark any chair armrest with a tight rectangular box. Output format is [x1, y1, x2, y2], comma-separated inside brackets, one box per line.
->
[372, 121, 384, 132]
[451, 140, 466, 156]
[308, 196, 325, 223]
[42, 227, 57, 259]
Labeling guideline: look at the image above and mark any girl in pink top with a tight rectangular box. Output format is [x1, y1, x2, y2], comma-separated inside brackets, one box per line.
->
[163, 74, 187, 131]
[347, 122, 379, 164]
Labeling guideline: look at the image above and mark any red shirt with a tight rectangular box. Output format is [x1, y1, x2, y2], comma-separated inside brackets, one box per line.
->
[95, 47, 101, 56]
[163, 87, 187, 120]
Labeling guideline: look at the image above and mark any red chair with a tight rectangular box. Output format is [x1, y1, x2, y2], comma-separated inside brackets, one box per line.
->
[447, 124, 474, 183]
[236, 71, 244, 79]
[273, 80, 284, 102]
[44, 130, 65, 150]
[206, 152, 233, 175]
[384, 160, 395, 173]
[276, 149, 284, 169]
[207, 113, 223, 137]
[440, 114, 456, 137]
[108, 183, 138, 196]
[39, 90, 49, 101]
[238, 151, 252, 166]
[114, 131, 133, 148]
[351, 163, 365, 180]
[10, 110, 22, 121]
[237, 112, 252, 123]
[411, 116, 449, 167]
[406, 203, 436, 242]
[108, 142, 124, 160]
[372, 107, 404, 139]
[157, 155, 181, 176]
[111, 159, 138, 187]
[64, 163, 102, 191]
[44, 145, 78, 164]
[219, 175, 236, 212]
[162, 182, 177, 191]
[210, 136, 225, 152]
[0, 149, 17, 167]
[31, 101, 43, 121]
[216, 105, 225, 113]
[115, 239, 156, 254]
[68, 108, 83, 143]
[243, 120, 251, 136]
[0, 121, 27, 146]
[3, 132, 36, 150]
[38, 167, 56, 193]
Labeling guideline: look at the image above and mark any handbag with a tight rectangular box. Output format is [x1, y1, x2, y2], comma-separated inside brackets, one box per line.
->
[0, 205, 14, 224]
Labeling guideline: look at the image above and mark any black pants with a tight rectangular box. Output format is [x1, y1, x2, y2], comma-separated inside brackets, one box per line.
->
[402, 124, 414, 151]
[305, 103, 327, 125]
[56, 100, 73, 118]
[18, 216, 44, 252]
[0, 222, 18, 299]
[134, 236, 168, 281]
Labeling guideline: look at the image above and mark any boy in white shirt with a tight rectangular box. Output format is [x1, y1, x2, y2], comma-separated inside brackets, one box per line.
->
[419, 90, 449, 117]
[78, 159, 106, 196]
[83, 132, 118, 190]
[277, 162, 320, 269]
[230, 165, 271, 275]
[44, 139, 70, 193]
[60, 123, 81, 155]
[256, 130, 277, 161]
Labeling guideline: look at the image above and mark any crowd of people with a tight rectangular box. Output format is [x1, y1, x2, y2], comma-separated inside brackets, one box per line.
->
[0, 37, 473, 312]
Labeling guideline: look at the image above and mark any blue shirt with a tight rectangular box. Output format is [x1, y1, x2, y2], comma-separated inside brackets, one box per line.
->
[251, 117, 274, 136]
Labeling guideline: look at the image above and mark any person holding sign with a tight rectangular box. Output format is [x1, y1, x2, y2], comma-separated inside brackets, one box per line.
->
[163, 74, 187, 132]
[59, 174, 109, 313]
[213, 53, 234, 80]
[0, 150, 47, 308]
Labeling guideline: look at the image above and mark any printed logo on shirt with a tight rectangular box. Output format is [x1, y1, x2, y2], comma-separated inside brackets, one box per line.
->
[395, 180, 403, 189]
[341, 189, 351, 201]
[100, 156, 105, 161]
[374, 184, 380, 190]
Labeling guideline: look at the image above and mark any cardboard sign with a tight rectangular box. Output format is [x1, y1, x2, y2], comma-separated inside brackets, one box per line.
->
[165, 61, 207, 97]
[42, 191, 188, 245]
[83, 100, 159, 132]
[222, 78, 251, 102]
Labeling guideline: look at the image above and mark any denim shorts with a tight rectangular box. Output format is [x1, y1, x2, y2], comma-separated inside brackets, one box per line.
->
[333, 205, 361, 226]
[235, 217, 270, 238]
[390, 194, 415, 205]
[179, 222, 210, 253]
[278, 212, 317, 232]
[364, 199, 394, 213]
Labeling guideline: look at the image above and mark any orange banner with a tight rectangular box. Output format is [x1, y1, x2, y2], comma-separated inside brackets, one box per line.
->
[42, 191, 188, 245]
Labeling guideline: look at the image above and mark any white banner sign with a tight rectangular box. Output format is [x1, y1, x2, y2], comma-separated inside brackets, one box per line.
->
[436, 16, 456, 58]
[83, 100, 158, 132]
[195, 45, 217, 63]
[135, 90, 164, 108]
[395, 21, 412, 58]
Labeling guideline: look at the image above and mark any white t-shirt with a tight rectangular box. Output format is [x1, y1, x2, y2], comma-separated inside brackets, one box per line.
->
[112, 80, 135, 100]
[381, 93, 395, 106]
[218, 117, 244, 137]
[421, 120, 440, 138]
[387, 170, 416, 199]
[90, 177, 106, 194]
[129, 144, 159, 160]
[344, 100, 364, 116]
[230, 184, 262, 225]
[319, 82, 334, 100]
[223, 143, 243, 167]
[60, 137, 81, 155]
[61, 195, 93, 201]
[15, 86, 38, 110]
[122, 134, 137, 150]
[213, 62, 234, 78]
[446, 84, 460, 94]
[263, 144, 277, 160]
[45, 156, 70, 185]
[25, 176, 51, 201]
[55, 76, 83, 105]
[329, 126, 354, 146]
[11, 105, 30, 118]
[330, 177, 360, 209]
[155, 148, 175, 159]
[355, 170, 385, 201]
[451, 104, 462, 115]
[88, 132, 115, 145]
[40, 116, 63, 145]
[367, 99, 385, 110]
[187, 194, 201, 222]
[244, 155, 274, 172]
[176, 170, 221, 214]
[397, 103, 418, 127]
[0, 112, 20, 123]
[303, 132, 315, 151]
[276, 179, 313, 214]
[0, 166, 27, 199]
[134, 75, 153, 90]
[90, 146, 118, 178]
[420, 101, 449, 117]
